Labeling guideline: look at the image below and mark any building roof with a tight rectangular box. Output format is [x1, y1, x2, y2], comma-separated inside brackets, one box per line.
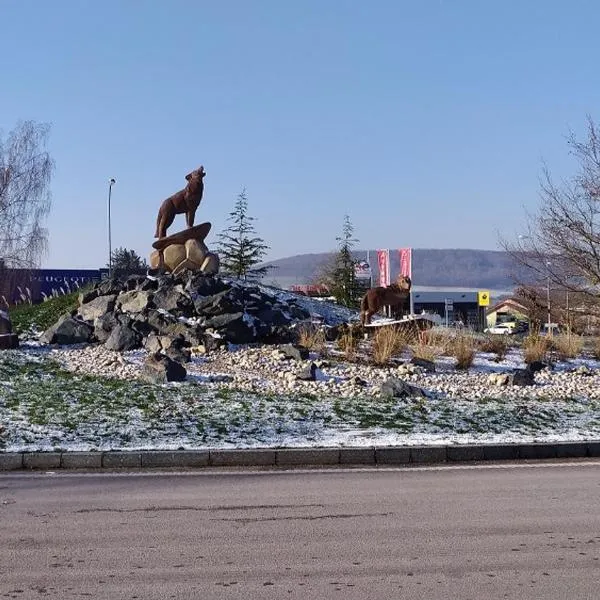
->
[486, 297, 529, 316]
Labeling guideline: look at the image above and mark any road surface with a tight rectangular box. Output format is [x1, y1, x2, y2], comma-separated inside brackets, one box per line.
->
[1, 462, 600, 599]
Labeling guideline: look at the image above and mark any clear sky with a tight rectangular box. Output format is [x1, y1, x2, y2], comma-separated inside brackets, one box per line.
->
[2, 0, 599, 269]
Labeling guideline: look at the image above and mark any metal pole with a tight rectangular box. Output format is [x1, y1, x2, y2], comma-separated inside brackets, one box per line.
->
[546, 274, 551, 328]
[108, 178, 115, 277]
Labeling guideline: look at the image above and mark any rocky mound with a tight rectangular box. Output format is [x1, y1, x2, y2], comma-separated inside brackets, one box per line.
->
[41, 273, 315, 359]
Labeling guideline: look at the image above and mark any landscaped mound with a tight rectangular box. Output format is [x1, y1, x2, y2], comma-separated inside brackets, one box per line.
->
[41, 273, 315, 357]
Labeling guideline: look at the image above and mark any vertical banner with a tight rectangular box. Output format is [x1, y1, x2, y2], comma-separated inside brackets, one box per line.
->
[377, 249, 390, 287]
[398, 247, 414, 316]
[398, 248, 412, 278]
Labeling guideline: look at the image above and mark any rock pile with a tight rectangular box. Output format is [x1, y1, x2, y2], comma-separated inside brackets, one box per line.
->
[41, 273, 312, 356]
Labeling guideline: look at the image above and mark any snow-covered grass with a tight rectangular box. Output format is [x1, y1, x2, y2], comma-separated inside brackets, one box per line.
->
[2, 345, 600, 452]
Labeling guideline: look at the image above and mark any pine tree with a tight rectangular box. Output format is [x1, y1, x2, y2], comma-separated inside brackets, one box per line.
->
[320, 215, 361, 307]
[217, 189, 271, 281]
[108, 247, 148, 276]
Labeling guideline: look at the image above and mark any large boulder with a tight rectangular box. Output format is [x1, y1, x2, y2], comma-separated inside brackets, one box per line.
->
[117, 290, 153, 314]
[152, 285, 193, 315]
[79, 294, 116, 322]
[41, 316, 94, 345]
[140, 352, 187, 383]
[104, 323, 142, 351]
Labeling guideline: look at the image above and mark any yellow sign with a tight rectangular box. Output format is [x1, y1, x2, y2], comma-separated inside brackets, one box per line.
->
[478, 290, 490, 307]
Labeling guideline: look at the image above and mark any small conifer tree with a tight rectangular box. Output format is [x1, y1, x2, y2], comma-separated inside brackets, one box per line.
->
[217, 188, 271, 281]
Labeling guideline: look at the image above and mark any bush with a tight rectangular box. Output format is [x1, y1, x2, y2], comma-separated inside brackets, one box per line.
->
[448, 331, 476, 370]
[371, 326, 406, 365]
[522, 333, 552, 364]
[410, 330, 443, 362]
[592, 337, 600, 360]
[478, 335, 508, 361]
[337, 326, 361, 360]
[297, 323, 326, 353]
[551, 333, 583, 360]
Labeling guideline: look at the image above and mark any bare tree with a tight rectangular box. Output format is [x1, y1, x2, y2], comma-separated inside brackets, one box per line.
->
[504, 116, 600, 314]
[0, 120, 54, 269]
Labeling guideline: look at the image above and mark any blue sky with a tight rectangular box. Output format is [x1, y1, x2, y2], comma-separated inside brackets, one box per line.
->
[2, 0, 599, 268]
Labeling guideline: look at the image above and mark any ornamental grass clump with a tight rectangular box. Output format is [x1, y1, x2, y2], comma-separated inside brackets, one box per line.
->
[523, 333, 552, 364]
[337, 327, 361, 361]
[410, 329, 443, 362]
[478, 335, 508, 362]
[551, 333, 584, 360]
[371, 326, 407, 365]
[449, 331, 476, 370]
[297, 323, 326, 353]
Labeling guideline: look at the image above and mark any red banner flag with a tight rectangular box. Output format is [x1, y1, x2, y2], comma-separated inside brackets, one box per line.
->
[399, 248, 412, 278]
[377, 249, 390, 287]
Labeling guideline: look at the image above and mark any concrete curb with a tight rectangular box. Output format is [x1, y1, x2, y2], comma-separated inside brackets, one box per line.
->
[1, 441, 599, 471]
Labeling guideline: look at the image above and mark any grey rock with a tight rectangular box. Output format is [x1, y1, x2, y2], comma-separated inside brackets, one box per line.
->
[140, 352, 187, 383]
[118, 290, 153, 313]
[41, 316, 93, 345]
[152, 285, 193, 315]
[296, 362, 317, 381]
[380, 377, 428, 398]
[510, 368, 535, 386]
[410, 357, 436, 372]
[256, 308, 291, 326]
[79, 294, 116, 322]
[105, 324, 142, 351]
[280, 343, 310, 361]
[93, 312, 119, 343]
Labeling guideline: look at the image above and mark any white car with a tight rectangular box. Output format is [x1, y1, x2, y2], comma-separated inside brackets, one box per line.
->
[484, 323, 514, 335]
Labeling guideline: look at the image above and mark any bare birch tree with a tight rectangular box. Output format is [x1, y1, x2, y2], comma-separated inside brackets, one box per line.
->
[0, 120, 54, 269]
[503, 116, 600, 314]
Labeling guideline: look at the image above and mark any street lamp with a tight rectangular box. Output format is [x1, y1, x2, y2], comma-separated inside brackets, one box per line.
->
[546, 261, 551, 329]
[107, 178, 116, 278]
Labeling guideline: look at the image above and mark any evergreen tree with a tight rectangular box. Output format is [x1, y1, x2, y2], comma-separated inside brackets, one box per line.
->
[217, 189, 271, 281]
[320, 215, 361, 307]
[108, 247, 148, 276]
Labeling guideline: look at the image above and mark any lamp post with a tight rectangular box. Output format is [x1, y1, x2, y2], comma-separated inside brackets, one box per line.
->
[107, 178, 116, 278]
[546, 261, 551, 329]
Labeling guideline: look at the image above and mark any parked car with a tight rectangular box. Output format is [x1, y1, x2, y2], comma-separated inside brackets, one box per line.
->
[484, 323, 515, 335]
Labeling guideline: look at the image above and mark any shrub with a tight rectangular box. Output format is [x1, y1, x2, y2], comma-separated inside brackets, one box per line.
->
[478, 335, 508, 361]
[551, 333, 583, 360]
[371, 326, 406, 365]
[522, 333, 552, 364]
[448, 331, 476, 370]
[410, 330, 443, 362]
[337, 327, 361, 360]
[592, 337, 600, 360]
[297, 323, 326, 353]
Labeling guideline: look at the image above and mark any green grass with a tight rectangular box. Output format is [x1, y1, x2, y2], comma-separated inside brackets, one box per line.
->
[8, 289, 84, 334]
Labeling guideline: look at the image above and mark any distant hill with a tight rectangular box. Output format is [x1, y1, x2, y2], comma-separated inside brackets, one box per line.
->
[261, 249, 530, 292]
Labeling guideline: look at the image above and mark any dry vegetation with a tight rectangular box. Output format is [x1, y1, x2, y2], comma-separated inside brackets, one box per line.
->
[371, 326, 409, 365]
[522, 333, 552, 364]
[478, 335, 509, 361]
[297, 323, 326, 353]
[448, 331, 476, 370]
[551, 333, 584, 360]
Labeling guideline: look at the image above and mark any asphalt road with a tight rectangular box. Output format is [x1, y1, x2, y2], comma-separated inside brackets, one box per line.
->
[1, 462, 600, 599]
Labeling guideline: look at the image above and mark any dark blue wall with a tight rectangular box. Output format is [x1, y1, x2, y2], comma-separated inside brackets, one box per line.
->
[0, 268, 107, 304]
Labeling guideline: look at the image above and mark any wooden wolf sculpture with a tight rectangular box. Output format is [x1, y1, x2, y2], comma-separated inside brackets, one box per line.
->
[155, 166, 206, 238]
[360, 275, 412, 326]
